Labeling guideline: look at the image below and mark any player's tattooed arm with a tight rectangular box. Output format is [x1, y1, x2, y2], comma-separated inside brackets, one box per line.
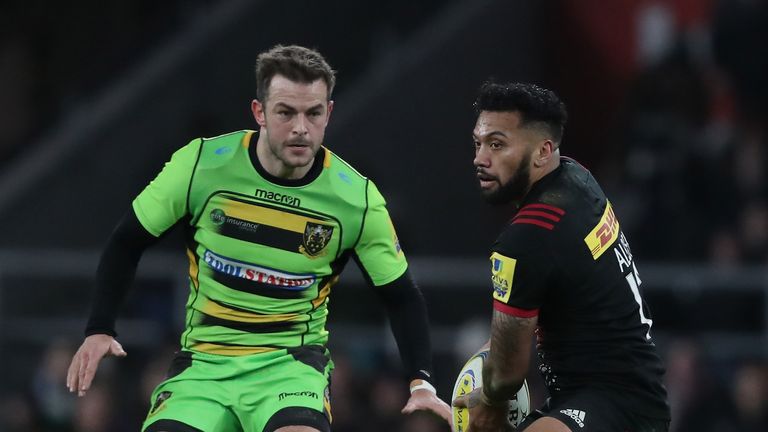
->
[482, 310, 538, 403]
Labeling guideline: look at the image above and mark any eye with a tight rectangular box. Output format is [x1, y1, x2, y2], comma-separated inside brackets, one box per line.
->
[277, 110, 291, 117]
[473, 140, 480, 150]
[308, 110, 322, 118]
[490, 141, 503, 149]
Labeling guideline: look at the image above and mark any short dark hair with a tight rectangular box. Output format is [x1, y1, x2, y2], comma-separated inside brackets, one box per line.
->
[255, 45, 336, 101]
[474, 81, 568, 143]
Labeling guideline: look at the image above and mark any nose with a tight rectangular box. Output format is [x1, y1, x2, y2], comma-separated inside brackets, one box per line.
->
[473, 145, 489, 168]
[292, 114, 309, 136]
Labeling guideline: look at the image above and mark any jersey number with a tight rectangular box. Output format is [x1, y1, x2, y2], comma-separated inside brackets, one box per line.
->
[625, 262, 653, 340]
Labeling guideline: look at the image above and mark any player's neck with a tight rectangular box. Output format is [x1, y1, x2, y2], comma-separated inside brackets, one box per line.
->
[530, 152, 561, 185]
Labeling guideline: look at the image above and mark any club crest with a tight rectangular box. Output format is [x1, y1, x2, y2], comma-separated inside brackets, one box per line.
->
[300, 222, 334, 258]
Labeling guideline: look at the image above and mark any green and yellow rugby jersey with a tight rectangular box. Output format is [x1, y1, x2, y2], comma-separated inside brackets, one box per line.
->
[133, 130, 407, 355]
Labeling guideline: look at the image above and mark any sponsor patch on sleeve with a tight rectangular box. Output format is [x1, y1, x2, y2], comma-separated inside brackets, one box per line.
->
[490, 252, 517, 303]
[584, 200, 620, 260]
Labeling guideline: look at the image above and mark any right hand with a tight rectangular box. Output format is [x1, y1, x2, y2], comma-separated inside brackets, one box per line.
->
[66, 334, 127, 397]
[452, 387, 514, 432]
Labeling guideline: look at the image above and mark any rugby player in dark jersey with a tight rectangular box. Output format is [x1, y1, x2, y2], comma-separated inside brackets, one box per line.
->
[453, 82, 670, 432]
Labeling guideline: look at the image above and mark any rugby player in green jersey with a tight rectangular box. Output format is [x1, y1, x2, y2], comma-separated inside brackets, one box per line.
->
[66, 45, 451, 431]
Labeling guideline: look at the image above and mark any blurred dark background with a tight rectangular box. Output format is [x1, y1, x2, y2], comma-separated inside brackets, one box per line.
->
[1, 0, 767, 431]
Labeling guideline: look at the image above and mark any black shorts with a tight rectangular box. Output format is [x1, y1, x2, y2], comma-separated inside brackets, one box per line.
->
[517, 390, 669, 432]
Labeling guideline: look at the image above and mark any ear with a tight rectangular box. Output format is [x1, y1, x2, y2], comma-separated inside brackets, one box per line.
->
[251, 99, 266, 127]
[533, 140, 555, 168]
[325, 100, 334, 126]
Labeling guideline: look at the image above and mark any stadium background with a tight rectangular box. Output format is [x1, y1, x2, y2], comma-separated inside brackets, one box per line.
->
[1, 0, 766, 431]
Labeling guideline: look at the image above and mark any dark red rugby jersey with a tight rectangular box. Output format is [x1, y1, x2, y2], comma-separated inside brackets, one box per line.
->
[489, 157, 670, 420]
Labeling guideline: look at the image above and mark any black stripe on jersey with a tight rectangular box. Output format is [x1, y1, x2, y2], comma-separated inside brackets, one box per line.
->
[216, 220, 303, 252]
[211, 270, 309, 299]
[199, 313, 301, 334]
[207, 296, 266, 315]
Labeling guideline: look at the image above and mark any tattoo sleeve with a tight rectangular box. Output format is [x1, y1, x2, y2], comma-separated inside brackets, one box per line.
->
[482, 310, 538, 402]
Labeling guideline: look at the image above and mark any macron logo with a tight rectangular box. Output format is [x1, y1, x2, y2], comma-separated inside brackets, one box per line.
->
[560, 409, 585, 428]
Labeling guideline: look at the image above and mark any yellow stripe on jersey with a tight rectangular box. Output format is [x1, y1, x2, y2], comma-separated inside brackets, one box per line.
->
[312, 276, 338, 308]
[584, 200, 620, 260]
[186, 248, 199, 291]
[223, 199, 329, 233]
[201, 297, 301, 323]
[323, 392, 333, 422]
[191, 342, 277, 356]
[242, 130, 255, 148]
[322, 145, 332, 168]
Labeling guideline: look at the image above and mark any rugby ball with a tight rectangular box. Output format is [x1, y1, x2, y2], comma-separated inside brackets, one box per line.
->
[451, 348, 530, 431]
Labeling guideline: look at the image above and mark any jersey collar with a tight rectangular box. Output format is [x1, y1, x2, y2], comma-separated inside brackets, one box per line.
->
[247, 131, 326, 187]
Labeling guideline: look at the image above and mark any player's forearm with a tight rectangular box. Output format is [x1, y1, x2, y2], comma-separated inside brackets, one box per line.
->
[482, 311, 535, 402]
[375, 270, 434, 382]
[482, 357, 527, 403]
[85, 211, 158, 336]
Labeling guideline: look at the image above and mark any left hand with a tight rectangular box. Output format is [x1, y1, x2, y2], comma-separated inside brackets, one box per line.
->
[452, 387, 514, 432]
[402, 385, 452, 424]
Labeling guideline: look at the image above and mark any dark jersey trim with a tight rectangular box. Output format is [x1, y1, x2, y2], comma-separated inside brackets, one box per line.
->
[263, 407, 330, 432]
[248, 133, 326, 187]
[145, 419, 204, 432]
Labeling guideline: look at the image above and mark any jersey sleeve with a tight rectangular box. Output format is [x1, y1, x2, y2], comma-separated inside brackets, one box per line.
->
[132, 139, 201, 237]
[354, 181, 408, 286]
[490, 225, 554, 317]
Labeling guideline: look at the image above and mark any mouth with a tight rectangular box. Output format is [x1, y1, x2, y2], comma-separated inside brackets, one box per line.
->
[285, 140, 311, 155]
[476, 172, 496, 189]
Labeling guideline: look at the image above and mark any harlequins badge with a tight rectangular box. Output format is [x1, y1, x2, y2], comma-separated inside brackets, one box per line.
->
[300, 222, 334, 258]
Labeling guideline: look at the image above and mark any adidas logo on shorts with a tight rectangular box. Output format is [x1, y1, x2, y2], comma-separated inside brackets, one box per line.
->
[559, 409, 586, 428]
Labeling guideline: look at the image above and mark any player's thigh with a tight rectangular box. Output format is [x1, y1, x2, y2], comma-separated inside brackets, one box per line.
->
[144, 419, 204, 432]
[519, 416, 572, 432]
[142, 354, 241, 432]
[243, 346, 332, 432]
[518, 391, 622, 432]
[274, 427, 322, 432]
[142, 382, 240, 432]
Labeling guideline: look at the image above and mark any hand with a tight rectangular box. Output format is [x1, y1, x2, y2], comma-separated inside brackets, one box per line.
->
[453, 387, 514, 432]
[66, 334, 127, 397]
[402, 382, 452, 424]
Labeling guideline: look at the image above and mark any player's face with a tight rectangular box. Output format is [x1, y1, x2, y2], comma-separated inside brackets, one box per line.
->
[472, 111, 536, 204]
[252, 75, 334, 177]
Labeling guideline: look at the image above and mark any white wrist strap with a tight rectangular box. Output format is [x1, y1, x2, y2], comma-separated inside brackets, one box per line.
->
[410, 381, 436, 394]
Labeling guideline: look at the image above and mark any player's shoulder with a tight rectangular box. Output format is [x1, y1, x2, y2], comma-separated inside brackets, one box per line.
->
[321, 147, 387, 207]
[323, 146, 369, 186]
[187, 130, 253, 168]
[497, 160, 594, 251]
[523, 158, 606, 222]
[199, 129, 250, 152]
